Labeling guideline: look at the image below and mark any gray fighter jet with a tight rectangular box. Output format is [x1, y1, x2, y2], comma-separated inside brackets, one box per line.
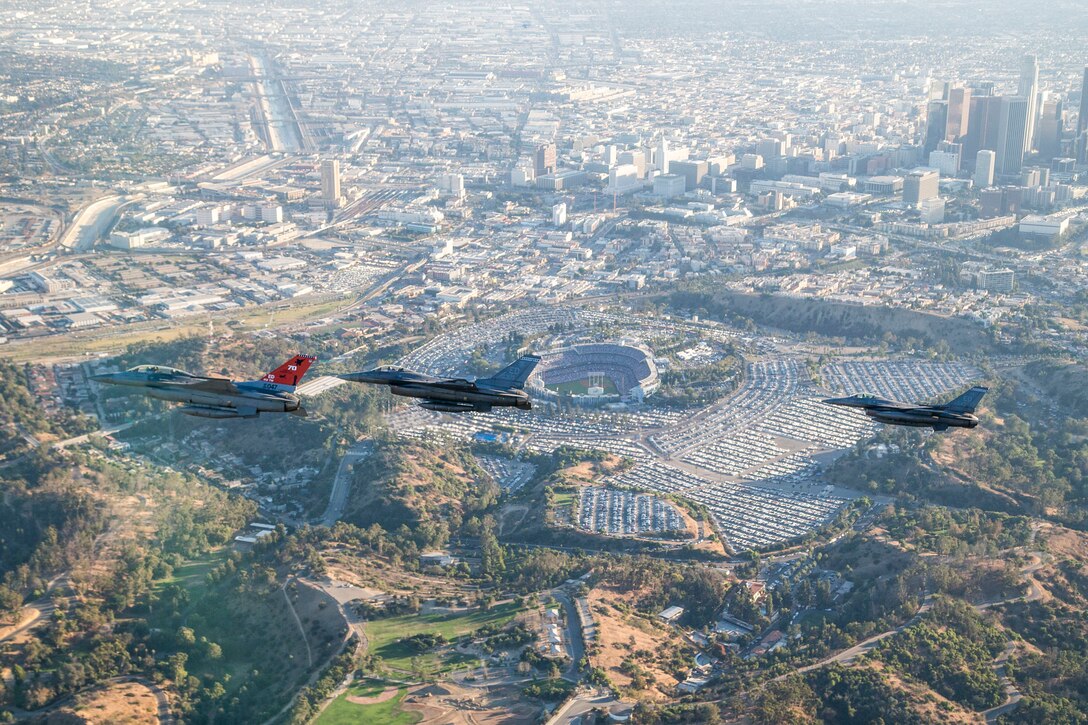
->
[823, 385, 988, 431]
[92, 355, 317, 419]
[339, 354, 540, 413]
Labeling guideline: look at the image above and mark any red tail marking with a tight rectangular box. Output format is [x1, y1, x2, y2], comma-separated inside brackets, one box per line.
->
[260, 355, 317, 387]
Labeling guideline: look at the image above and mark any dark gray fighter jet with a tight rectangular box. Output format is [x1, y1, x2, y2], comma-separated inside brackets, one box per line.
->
[823, 385, 988, 431]
[92, 355, 317, 419]
[339, 354, 540, 413]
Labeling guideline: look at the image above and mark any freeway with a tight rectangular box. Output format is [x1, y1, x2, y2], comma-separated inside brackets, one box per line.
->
[249, 54, 304, 153]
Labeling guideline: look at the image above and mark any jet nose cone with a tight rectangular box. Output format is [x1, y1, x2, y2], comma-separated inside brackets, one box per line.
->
[822, 397, 850, 406]
[91, 373, 115, 384]
[338, 371, 382, 384]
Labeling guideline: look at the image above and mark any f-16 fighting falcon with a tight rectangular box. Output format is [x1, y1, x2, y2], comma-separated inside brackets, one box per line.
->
[339, 354, 541, 413]
[92, 355, 317, 419]
[823, 385, 988, 432]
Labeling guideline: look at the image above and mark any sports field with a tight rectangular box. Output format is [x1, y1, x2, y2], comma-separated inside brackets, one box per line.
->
[546, 377, 618, 396]
[315, 679, 419, 725]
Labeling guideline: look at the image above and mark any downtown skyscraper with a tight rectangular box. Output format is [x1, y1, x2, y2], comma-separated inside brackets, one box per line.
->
[1018, 54, 1039, 152]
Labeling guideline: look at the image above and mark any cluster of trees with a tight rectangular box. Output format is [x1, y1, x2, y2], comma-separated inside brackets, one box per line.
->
[881, 505, 1034, 557]
[748, 660, 968, 723]
[521, 677, 575, 701]
[630, 702, 722, 724]
[1001, 599, 1088, 722]
[876, 598, 1006, 710]
[344, 439, 500, 550]
[286, 642, 359, 725]
[599, 555, 731, 627]
[0, 447, 263, 715]
[655, 356, 741, 409]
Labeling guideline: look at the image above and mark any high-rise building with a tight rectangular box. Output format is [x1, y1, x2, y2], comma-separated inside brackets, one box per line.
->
[903, 169, 940, 206]
[1078, 67, 1088, 137]
[980, 186, 1023, 218]
[928, 141, 962, 176]
[617, 150, 646, 178]
[608, 164, 641, 193]
[924, 100, 949, 152]
[945, 86, 972, 142]
[551, 202, 567, 227]
[974, 150, 996, 188]
[1035, 96, 1063, 161]
[964, 95, 1004, 163]
[260, 204, 283, 224]
[671, 160, 709, 191]
[976, 268, 1015, 292]
[919, 197, 946, 224]
[653, 173, 686, 198]
[321, 159, 341, 206]
[1018, 54, 1040, 152]
[996, 97, 1029, 175]
[657, 137, 670, 174]
[534, 143, 557, 176]
[437, 173, 465, 199]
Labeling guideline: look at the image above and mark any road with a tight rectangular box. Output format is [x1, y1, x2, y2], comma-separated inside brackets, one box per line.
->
[793, 595, 934, 675]
[8, 675, 174, 724]
[550, 589, 586, 681]
[546, 691, 625, 725]
[320, 441, 373, 526]
[983, 642, 1022, 724]
[51, 421, 139, 450]
[0, 573, 67, 644]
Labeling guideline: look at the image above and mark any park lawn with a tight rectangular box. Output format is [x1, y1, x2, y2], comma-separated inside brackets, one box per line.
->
[152, 547, 228, 607]
[552, 489, 577, 507]
[315, 680, 419, 725]
[366, 601, 523, 672]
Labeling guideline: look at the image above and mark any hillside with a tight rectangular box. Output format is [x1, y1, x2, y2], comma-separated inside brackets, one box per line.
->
[344, 439, 500, 547]
[668, 289, 993, 353]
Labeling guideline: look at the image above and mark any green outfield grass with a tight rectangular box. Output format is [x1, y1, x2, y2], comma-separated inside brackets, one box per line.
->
[314, 679, 419, 725]
[546, 377, 619, 396]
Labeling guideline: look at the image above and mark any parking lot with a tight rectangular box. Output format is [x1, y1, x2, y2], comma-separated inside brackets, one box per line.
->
[381, 311, 985, 552]
[577, 487, 686, 537]
[476, 454, 537, 492]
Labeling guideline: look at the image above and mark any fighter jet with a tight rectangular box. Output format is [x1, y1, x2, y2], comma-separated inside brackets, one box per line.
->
[823, 385, 988, 431]
[339, 354, 540, 413]
[92, 355, 317, 419]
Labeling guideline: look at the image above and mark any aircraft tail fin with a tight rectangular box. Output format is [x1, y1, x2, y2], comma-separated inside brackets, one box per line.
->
[479, 354, 541, 390]
[251, 355, 317, 392]
[943, 385, 988, 414]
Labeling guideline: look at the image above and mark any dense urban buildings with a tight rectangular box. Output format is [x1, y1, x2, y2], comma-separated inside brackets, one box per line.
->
[0, 1, 1087, 723]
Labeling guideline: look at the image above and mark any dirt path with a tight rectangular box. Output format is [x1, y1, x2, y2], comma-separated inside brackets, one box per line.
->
[281, 579, 313, 668]
[346, 686, 400, 705]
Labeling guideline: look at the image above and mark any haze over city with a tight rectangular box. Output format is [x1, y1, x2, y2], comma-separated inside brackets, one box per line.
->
[0, 1, 1086, 723]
